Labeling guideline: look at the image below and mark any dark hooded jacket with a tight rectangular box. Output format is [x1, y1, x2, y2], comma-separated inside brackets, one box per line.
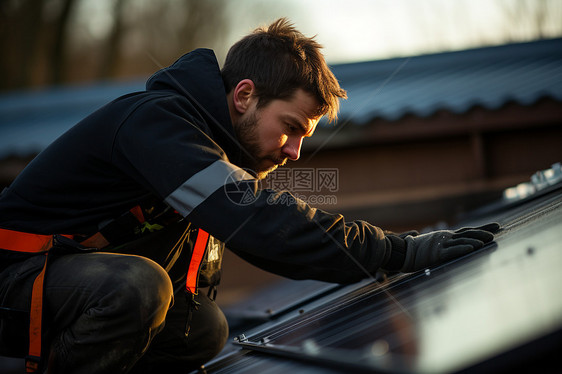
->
[0, 49, 406, 283]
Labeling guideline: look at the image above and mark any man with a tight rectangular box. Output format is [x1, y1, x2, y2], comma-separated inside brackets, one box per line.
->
[0, 18, 498, 373]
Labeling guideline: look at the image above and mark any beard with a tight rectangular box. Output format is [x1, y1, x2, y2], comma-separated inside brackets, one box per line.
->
[233, 111, 287, 180]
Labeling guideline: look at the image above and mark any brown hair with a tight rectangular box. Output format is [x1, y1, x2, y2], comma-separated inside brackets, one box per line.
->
[221, 18, 347, 123]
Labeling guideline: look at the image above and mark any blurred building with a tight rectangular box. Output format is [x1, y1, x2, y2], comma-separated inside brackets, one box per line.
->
[2, 38, 560, 231]
[210, 165, 562, 374]
[289, 37, 562, 231]
[1, 35, 562, 374]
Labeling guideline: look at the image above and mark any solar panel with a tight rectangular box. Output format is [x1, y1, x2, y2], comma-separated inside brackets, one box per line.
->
[205, 186, 562, 373]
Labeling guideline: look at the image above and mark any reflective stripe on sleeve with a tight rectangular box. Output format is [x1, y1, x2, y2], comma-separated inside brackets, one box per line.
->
[165, 160, 253, 216]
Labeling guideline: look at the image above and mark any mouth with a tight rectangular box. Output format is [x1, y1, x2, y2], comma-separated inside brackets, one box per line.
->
[252, 158, 287, 179]
[273, 157, 288, 167]
[261, 156, 286, 169]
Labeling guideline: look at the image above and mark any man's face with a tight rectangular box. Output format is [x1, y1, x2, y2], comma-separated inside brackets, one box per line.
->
[233, 89, 321, 179]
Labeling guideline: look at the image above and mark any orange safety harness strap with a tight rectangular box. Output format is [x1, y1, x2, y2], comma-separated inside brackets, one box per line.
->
[0, 205, 172, 371]
[184, 228, 210, 337]
[0, 228, 72, 253]
[25, 252, 49, 373]
[0, 204, 147, 253]
[129, 205, 145, 224]
[0, 206, 145, 372]
[185, 229, 209, 294]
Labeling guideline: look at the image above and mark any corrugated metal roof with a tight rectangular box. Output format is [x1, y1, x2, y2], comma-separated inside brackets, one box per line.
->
[204, 174, 562, 373]
[331, 37, 562, 124]
[1, 38, 561, 158]
[0, 81, 144, 158]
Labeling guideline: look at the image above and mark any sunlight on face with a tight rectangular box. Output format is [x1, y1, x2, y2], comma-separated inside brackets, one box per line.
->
[233, 89, 321, 179]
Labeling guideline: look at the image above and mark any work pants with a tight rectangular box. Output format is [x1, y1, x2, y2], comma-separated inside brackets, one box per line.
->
[0, 223, 229, 373]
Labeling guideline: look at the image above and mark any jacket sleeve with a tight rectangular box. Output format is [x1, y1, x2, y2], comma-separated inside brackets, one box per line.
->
[113, 98, 406, 284]
[172, 177, 407, 284]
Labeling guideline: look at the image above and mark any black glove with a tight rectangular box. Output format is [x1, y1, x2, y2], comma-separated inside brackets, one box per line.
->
[400, 222, 500, 273]
[384, 229, 420, 239]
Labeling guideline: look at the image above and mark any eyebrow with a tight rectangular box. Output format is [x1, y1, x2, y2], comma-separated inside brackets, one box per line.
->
[284, 114, 315, 137]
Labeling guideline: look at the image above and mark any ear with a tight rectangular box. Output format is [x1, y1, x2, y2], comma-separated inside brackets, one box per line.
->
[232, 79, 256, 114]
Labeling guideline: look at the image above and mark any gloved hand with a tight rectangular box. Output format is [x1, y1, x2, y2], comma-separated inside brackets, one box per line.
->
[400, 222, 500, 273]
[384, 229, 420, 239]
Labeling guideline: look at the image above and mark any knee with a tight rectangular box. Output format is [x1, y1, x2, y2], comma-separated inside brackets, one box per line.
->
[96, 254, 173, 329]
[126, 292, 228, 373]
[187, 293, 229, 363]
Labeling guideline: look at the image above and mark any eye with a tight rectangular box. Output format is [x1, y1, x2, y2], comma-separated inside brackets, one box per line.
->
[286, 123, 298, 134]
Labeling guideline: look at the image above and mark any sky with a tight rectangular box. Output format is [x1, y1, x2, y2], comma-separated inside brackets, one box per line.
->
[218, 0, 562, 64]
[72, 0, 562, 66]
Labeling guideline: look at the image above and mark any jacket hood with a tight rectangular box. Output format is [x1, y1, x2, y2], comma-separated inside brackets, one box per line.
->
[145, 48, 241, 162]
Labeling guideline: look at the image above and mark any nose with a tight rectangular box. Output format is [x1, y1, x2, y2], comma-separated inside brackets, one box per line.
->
[282, 136, 303, 161]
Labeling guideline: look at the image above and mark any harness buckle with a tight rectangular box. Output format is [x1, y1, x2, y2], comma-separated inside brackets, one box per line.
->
[25, 355, 41, 373]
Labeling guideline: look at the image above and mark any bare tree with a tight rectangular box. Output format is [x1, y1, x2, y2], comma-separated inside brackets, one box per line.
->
[110, 0, 231, 78]
[50, 0, 77, 85]
[1, 0, 234, 90]
[500, 0, 556, 41]
[0, 0, 44, 90]
[97, 0, 128, 80]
